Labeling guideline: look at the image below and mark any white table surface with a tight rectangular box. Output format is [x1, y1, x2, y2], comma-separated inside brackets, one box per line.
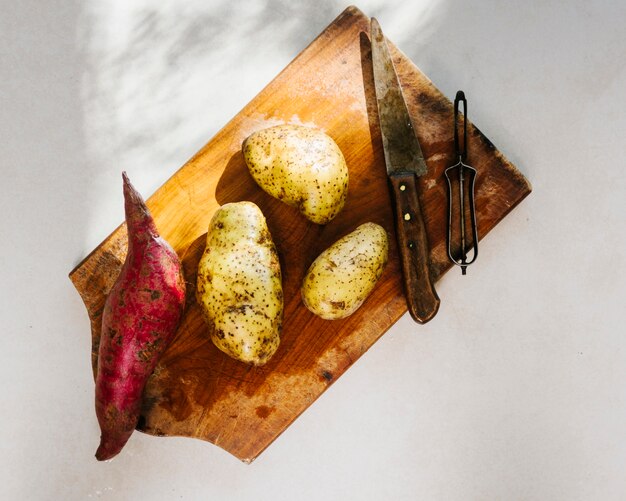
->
[2, 0, 625, 499]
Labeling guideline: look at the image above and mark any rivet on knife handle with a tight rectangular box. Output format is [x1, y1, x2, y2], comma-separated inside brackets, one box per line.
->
[389, 172, 440, 323]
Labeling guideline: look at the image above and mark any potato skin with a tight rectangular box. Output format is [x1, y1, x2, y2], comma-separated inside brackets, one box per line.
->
[196, 202, 283, 365]
[301, 223, 388, 319]
[242, 124, 349, 224]
[95, 173, 186, 461]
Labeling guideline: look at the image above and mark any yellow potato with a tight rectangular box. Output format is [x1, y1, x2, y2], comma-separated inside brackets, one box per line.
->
[196, 202, 283, 365]
[242, 124, 349, 224]
[301, 222, 388, 319]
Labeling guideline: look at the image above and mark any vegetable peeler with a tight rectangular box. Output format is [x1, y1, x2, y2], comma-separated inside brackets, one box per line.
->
[444, 91, 478, 274]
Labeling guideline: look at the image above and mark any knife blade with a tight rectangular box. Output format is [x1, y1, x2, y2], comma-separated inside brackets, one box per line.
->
[370, 18, 440, 324]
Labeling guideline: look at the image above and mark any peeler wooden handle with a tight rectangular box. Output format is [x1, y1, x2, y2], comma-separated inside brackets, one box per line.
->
[389, 172, 440, 324]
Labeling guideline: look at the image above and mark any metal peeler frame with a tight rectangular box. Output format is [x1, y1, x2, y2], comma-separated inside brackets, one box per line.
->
[444, 90, 478, 275]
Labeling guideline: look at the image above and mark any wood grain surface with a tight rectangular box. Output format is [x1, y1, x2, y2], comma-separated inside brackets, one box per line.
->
[69, 5, 531, 462]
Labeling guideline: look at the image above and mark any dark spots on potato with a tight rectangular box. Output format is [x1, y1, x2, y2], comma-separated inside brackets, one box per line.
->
[301, 223, 388, 319]
[326, 260, 338, 270]
[216, 221, 224, 229]
[256, 310, 271, 320]
[150, 289, 161, 300]
[196, 202, 282, 364]
[226, 304, 253, 315]
[243, 125, 348, 224]
[257, 230, 269, 246]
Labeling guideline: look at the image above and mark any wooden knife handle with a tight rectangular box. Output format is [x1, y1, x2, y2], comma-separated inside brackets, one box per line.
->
[389, 172, 440, 324]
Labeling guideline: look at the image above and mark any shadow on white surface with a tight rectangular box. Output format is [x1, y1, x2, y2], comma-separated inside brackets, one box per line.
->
[76, 0, 442, 235]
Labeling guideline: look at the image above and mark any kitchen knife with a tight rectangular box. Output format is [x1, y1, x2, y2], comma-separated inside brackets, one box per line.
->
[370, 18, 440, 324]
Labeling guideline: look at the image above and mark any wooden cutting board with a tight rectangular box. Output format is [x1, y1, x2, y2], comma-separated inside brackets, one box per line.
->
[70, 6, 531, 463]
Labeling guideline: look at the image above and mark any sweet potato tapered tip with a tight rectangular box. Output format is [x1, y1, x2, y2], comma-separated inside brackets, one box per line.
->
[95, 436, 126, 461]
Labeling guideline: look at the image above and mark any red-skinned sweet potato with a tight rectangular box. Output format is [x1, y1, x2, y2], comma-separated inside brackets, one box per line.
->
[94, 172, 186, 461]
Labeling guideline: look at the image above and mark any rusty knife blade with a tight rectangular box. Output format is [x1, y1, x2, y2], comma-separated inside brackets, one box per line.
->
[370, 18, 428, 177]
